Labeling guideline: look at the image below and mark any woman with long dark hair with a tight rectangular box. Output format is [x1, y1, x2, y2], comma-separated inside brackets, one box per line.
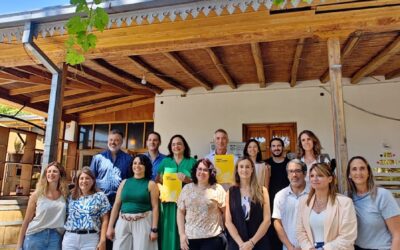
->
[17, 162, 68, 250]
[156, 134, 196, 250]
[243, 139, 270, 188]
[225, 156, 271, 250]
[297, 163, 357, 249]
[346, 156, 400, 250]
[63, 167, 110, 250]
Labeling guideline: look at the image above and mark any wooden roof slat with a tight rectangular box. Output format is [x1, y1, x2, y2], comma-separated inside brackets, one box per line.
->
[315, 0, 400, 13]
[30, 89, 88, 103]
[75, 65, 134, 95]
[385, 68, 400, 80]
[320, 32, 362, 83]
[163, 52, 213, 90]
[204, 48, 236, 89]
[65, 95, 145, 114]
[79, 97, 154, 119]
[93, 58, 163, 94]
[63, 92, 120, 107]
[0, 69, 50, 85]
[250, 42, 266, 88]
[128, 56, 188, 93]
[351, 35, 400, 84]
[290, 38, 305, 87]
[10, 85, 51, 96]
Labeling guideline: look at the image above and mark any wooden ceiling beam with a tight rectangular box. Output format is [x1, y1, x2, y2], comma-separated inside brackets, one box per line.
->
[128, 56, 188, 93]
[63, 92, 120, 107]
[93, 58, 163, 94]
[320, 31, 362, 83]
[31, 89, 88, 103]
[385, 68, 400, 80]
[351, 35, 400, 84]
[250, 42, 266, 88]
[0, 69, 50, 85]
[65, 95, 146, 114]
[163, 52, 213, 90]
[204, 48, 236, 89]
[10, 85, 51, 95]
[79, 97, 155, 119]
[290, 38, 306, 87]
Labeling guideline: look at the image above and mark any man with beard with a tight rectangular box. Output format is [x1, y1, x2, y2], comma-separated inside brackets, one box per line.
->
[265, 137, 290, 250]
[90, 129, 133, 205]
[273, 159, 308, 250]
[144, 131, 166, 180]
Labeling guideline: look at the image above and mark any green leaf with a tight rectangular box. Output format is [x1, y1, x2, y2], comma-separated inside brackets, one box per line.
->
[66, 49, 85, 65]
[76, 32, 97, 52]
[94, 0, 103, 4]
[65, 36, 75, 48]
[93, 8, 109, 32]
[66, 16, 87, 34]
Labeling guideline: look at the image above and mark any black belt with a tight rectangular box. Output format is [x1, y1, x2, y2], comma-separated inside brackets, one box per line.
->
[67, 229, 98, 234]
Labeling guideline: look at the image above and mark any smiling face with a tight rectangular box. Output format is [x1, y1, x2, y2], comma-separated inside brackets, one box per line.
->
[79, 172, 94, 195]
[171, 137, 185, 156]
[349, 159, 369, 187]
[214, 131, 228, 153]
[287, 162, 306, 189]
[196, 162, 210, 185]
[310, 168, 332, 191]
[108, 133, 123, 153]
[146, 133, 161, 152]
[300, 133, 314, 153]
[237, 159, 254, 180]
[270, 140, 283, 157]
[247, 141, 259, 159]
[46, 165, 61, 184]
[132, 157, 146, 178]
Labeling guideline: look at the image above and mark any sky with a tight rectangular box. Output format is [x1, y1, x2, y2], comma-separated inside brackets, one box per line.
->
[1, 0, 70, 15]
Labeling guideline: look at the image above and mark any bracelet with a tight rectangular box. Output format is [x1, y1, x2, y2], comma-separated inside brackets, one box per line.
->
[249, 239, 255, 247]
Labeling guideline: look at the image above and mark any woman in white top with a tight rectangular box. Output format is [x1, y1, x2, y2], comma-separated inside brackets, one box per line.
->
[177, 158, 226, 250]
[243, 139, 270, 188]
[346, 156, 400, 250]
[297, 163, 357, 250]
[17, 162, 68, 250]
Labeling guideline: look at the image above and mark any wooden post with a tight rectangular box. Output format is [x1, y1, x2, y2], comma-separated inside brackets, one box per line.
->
[20, 132, 37, 195]
[327, 37, 348, 193]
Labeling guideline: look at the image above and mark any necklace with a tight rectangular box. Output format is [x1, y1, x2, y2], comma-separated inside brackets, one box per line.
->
[313, 198, 327, 213]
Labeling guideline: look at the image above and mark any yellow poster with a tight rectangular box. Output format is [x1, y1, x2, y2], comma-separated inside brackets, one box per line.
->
[215, 154, 235, 184]
[160, 173, 182, 203]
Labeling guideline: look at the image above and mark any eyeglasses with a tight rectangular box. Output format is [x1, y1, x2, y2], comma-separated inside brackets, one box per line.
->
[288, 169, 303, 174]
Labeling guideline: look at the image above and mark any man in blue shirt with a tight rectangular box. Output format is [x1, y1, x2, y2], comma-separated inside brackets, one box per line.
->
[90, 129, 132, 205]
[144, 131, 166, 180]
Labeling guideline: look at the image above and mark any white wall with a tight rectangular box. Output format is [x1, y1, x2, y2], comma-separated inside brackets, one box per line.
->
[154, 77, 400, 169]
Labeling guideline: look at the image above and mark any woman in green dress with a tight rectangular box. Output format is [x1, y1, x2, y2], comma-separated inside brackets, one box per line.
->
[156, 134, 196, 250]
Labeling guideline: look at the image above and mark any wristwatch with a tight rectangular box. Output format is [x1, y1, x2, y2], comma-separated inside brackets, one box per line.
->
[151, 228, 158, 233]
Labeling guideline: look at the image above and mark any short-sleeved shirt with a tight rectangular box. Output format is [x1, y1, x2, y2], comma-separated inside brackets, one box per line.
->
[144, 152, 166, 180]
[272, 185, 309, 250]
[90, 150, 133, 204]
[157, 157, 196, 177]
[64, 192, 110, 232]
[177, 183, 226, 239]
[352, 187, 400, 249]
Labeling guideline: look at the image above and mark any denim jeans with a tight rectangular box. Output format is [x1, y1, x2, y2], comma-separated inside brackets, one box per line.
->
[23, 228, 62, 250]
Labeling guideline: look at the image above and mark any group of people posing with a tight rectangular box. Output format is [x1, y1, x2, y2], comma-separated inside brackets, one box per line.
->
[17, 128, 400, 250]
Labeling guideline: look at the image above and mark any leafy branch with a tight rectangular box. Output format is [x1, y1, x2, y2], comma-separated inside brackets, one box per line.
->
[65, 0, 109, 65]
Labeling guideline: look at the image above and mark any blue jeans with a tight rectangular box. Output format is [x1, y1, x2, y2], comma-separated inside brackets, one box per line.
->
[23, 228, 62, 250]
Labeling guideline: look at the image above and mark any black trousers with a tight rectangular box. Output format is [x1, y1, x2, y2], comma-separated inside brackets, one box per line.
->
[188, 235, 224, 250]
[355, 246, 377, 250]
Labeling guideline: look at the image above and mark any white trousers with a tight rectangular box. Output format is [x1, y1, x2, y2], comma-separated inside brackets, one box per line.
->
[113, 211, 158, 250]
[62, 231, 99, 250]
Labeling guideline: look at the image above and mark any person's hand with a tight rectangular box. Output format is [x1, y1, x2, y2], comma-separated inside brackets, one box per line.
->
[96, 239, 106, 250]
[239, 241, 254, 250]
[177, 173, 186, 182]
[179, 233, 189, 250]
[149, 232, 158, 241]
[106, 227, 115, 241]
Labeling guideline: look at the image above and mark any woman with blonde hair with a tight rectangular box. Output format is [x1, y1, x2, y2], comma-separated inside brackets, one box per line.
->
[225, 156, 271, 250]
[17, 162, 68, 250]
[297, 163, 357, 250]
[63, 167, 110, 250]
[346, 156, 400, 250]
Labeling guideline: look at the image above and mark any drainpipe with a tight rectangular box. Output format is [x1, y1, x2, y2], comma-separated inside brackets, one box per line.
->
[22, 21, 65, 172]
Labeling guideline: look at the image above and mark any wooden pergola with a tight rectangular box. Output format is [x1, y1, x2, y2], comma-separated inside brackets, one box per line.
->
[0, 0, 399, 190]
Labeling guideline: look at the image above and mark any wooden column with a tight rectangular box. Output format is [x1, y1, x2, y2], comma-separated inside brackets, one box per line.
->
[327, 37, 348, 193]
[20, 132, 37, 195]
[0, 127, 10, 195]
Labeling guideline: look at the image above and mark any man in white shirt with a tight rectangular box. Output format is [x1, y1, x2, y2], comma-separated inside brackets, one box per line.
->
[272, 159, 309, 250]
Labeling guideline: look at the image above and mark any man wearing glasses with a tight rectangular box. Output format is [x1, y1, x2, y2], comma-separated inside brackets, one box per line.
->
[272, 159, 309, 250]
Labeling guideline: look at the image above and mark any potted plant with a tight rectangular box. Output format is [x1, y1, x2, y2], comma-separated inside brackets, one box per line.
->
[8, 138, 24, 163]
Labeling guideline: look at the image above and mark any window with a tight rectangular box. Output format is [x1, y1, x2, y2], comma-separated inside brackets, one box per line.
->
[79, 125, 93, 149]
[94, 124, 109, 149]
[127, 123, 144, 150]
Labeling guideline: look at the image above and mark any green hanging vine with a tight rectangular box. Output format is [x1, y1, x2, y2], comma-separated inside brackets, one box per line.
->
[65, 0, 109, 65]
